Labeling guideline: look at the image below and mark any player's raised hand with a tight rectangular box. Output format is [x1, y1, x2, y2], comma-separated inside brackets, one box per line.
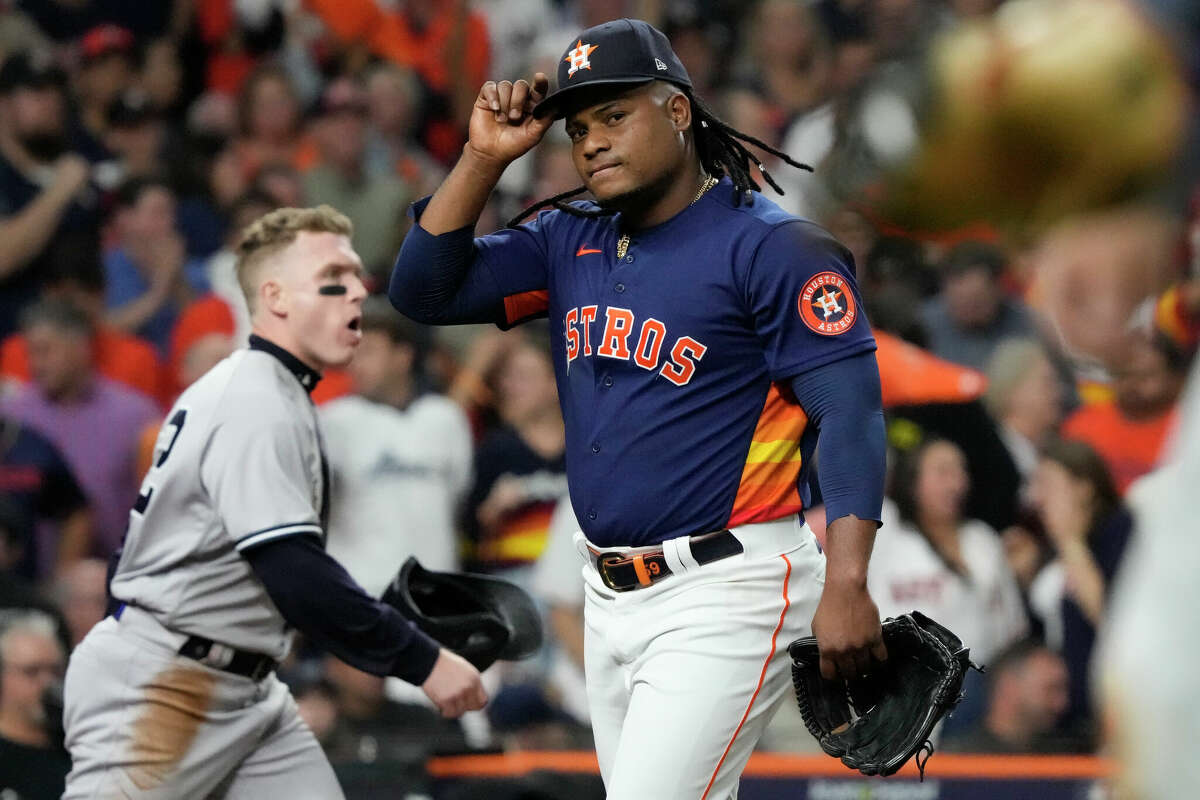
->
[466, 73, 552, 166]
[421, 648, 488, 718]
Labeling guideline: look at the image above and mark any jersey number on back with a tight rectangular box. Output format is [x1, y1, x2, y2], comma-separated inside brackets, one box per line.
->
[133, 408, 188, 515]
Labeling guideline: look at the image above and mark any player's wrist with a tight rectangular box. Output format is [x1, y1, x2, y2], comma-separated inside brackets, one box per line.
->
[460, 143, 513, 179]
[823, 569, 869, 591]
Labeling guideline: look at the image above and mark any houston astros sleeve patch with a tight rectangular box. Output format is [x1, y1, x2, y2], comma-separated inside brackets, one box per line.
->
[798, 271, 858, 336]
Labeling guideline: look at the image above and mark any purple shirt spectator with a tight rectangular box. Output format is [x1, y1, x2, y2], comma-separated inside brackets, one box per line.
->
[1, 377, 157, 559]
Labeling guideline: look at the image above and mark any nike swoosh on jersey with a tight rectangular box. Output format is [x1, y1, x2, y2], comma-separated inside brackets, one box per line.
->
[576, 246, 603, 256]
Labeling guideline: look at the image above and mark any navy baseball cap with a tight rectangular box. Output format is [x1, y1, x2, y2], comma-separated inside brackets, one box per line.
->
[533, 18, 692, 120]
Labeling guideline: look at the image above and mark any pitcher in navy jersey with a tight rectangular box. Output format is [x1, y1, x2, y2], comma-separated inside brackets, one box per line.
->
[390, 19, 888, 798]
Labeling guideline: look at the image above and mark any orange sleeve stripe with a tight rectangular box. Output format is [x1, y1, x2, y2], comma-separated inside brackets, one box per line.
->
[735, 459, 804, 492]
[728, 503, 804, 528]
[750, 415, 809, 444]
[504, 290, 550, 325]
[730, 478, 802, 525]
[728, 383, 809, 524]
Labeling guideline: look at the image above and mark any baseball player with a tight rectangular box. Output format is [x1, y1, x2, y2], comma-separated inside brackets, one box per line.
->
[61, 206, 486, 799]
[390, 19, 888, 799]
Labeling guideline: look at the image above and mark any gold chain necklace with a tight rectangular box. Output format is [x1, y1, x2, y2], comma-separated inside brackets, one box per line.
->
[615, 174, 717, 260]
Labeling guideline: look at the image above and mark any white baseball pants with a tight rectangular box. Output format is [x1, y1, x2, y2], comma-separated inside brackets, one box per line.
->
[62, 605, 343, 799]
[578, 516, 825, 800]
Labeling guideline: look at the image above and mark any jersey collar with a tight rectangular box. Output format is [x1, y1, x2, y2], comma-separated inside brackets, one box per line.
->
[249, 334, 322, 394]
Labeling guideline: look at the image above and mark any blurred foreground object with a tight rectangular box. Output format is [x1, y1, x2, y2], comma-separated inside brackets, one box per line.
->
[888, 0, 1190, 230]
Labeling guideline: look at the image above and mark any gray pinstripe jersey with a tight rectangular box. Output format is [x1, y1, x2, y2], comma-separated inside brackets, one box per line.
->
[110, 347, 327, 661]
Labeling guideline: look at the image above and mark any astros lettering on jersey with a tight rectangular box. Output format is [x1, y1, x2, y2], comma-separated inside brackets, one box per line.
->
[426, 174, 875, 549]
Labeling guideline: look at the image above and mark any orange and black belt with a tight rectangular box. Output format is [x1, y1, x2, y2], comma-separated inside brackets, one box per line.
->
[589, 530, 743, 592]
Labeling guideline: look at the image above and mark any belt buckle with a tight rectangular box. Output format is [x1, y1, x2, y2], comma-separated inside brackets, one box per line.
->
[596, 553, 627, 592]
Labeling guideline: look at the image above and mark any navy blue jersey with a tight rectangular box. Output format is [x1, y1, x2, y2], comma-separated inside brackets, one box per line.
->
[410, 178, 876, 547]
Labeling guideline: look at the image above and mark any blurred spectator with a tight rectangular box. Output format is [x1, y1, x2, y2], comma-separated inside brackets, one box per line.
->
[75, 25, 137, 152]
[0, 51, 101, 337]
[0, 609, 69, 800]
[253, 161, 307, 208]
[15, 0, 175, 41]
[823, 205, 877, 280]
[1153, 277, 1200, 359]
[195, 190, 274, 350]
[103, 176, 209, 355]
[1027, 439, 1132, 732]
[0, 497, 32, 575]
[233, 63, 313, 179]
[0, 300, 158, 560]
[0, 7, 51, 60]
[920, 241, 1039, 371]
[0, 414, 89, 580]
[302, 77, 411, 282]
[736, 0, 832, 129]
[661, 15, 725, 97]
[103, 88, 167, 182]
[321, 655, 469, 764]
[321, 298, 472, 595]
[305, 0, 492, 162]
[942, 639, 1082, 754]
[878, 331, 1021, 532]
[136, 37, 186, 124]
[863, 235, 938, 303]
[132, 296, 238, 486]
[464, 332, 567, 577]
[984, 339, 1064, 498]
[486, 683, 590, 752]
[363, 62, 444, 200]
[1062, 332, 1187, 493]
[870, 437, 1028, 730]
[295, 677, 342, 748]
[531, 495, 589, 723]
[51, 558, 109, 648]
[0, 269, 170, 406]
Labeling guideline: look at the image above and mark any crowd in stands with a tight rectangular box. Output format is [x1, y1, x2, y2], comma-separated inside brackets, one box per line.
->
[0, 0, 1195, 797]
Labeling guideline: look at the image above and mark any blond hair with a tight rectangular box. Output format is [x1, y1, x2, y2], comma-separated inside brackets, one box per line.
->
[235, 205, 353, 312]
[983, 338, 1047, 419]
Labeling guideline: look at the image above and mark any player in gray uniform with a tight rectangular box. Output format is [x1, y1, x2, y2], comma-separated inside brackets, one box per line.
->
[61, 206, 487, 799]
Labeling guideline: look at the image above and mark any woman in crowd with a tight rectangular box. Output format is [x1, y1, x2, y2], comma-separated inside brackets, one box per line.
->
[1027, 438, 1133, 734]
[870, 437, 1029, 730]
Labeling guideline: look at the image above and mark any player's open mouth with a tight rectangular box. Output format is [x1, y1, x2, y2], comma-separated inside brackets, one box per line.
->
[347, 317, 360, 332]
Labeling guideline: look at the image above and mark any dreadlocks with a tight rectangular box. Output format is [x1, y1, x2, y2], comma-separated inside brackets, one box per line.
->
[506, 87, 813, 229]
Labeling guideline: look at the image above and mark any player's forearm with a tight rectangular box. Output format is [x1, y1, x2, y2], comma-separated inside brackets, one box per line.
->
[790, 351, 886, 528]
[388, 218, 504, 325]
[242, 534, 441, 684]
[823, 515, 877, 587]
[418, 147, 508, 234]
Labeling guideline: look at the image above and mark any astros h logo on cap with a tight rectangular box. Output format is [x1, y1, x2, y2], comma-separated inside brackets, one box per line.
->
[532, 18, 693, 119]
[565, 39, 598, 78]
